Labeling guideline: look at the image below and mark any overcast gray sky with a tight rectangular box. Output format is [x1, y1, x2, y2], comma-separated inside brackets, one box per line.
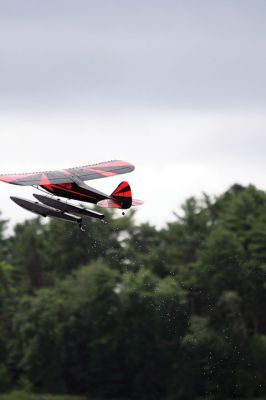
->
[0, 0, 266, 229]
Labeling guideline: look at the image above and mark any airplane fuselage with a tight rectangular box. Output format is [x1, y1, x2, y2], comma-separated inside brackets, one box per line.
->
[41, 181, 109, 204]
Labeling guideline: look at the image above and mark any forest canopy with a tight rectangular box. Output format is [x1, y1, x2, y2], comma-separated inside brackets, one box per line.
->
[0, 184, 266, 399]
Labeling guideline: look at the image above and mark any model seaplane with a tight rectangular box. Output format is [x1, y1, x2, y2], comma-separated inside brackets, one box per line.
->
[0, 160, 143, 228]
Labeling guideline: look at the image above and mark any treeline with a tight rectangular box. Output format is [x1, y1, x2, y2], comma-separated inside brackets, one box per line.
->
[0, 184, 266, 399]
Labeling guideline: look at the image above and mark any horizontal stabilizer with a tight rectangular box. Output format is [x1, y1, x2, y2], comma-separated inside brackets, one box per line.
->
[132, 199, 144, 206]
[98, 198, 143, 208]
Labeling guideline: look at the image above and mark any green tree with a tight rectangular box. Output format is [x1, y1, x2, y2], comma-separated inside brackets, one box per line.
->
[9, 219, 45, 293]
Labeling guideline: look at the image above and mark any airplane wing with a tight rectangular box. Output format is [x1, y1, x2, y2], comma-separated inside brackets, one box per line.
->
[0, 160, 135, 186]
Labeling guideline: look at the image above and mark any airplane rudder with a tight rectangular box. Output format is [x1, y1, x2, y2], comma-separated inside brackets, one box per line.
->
[111, 181, 132, 209]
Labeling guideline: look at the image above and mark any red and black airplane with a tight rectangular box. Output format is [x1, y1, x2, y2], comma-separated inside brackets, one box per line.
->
[0, 160, 143, 227]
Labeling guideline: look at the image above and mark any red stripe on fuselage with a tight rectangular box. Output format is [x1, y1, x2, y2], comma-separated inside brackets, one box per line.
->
[43, 183, 97, 200]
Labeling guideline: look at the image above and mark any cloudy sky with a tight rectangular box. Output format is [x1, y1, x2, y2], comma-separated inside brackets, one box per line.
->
[0, 0, 266, 229]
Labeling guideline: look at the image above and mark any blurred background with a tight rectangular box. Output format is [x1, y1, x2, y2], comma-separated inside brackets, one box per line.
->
[0, 1, 266, 399]
[1, 0, 266, 228]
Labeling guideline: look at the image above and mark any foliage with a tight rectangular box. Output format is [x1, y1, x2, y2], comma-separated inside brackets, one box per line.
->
[0, 393, 85, 400]
[0, 184, 266, 398]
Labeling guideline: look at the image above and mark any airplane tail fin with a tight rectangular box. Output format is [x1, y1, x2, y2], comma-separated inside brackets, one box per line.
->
[110, 181, 132, 209]
[98, 181, 143, 210]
